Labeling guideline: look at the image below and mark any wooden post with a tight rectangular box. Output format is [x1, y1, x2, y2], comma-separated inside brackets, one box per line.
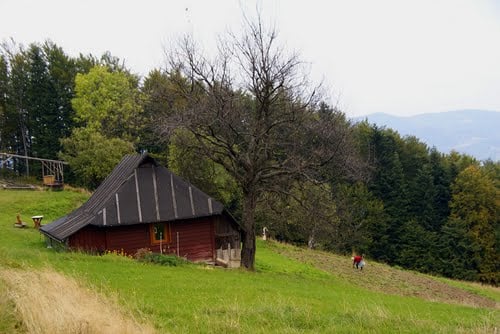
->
[176, 232, 180, 256]
[159, 231, 163, 254]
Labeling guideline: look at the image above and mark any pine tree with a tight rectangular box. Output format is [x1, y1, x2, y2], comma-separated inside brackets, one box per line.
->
[43, 42, 78, 146]
[26, 44, 59, 160]
[7, 48, 31, 169]
[368, 128, 409, 263]
[0, 55, 8, 151]
[438, 217, 480, 281]
[398, 220, 438, 272]
[410, 163, 438, 230]
[429, 149, 451, 229]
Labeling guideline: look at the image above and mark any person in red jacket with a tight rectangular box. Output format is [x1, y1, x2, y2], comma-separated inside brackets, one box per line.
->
[352, 254, 364, 269]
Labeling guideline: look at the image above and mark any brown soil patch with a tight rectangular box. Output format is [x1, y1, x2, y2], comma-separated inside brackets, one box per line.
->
[270, 242, 499, 309]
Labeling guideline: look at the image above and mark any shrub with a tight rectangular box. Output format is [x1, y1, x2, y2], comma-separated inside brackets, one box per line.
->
[133, 248, 152, 260]
[134, 248, 187, 267]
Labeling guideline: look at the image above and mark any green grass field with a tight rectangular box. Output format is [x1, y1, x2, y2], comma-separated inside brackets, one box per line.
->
[0, 189, 498, 333]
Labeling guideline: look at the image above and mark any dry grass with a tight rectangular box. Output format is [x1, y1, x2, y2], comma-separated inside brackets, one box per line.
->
[0, 279, 26, 333]
[0, 268, 157, 334]
[62, 184, 92, 195]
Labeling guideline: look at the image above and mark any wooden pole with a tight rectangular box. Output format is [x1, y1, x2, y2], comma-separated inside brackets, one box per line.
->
[176, 232, 179, 256]
[160, 232, 163, 254]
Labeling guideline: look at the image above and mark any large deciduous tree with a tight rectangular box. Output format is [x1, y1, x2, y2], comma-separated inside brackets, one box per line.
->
[445, 165, 499, 284]
[72, 65, 143, 142]
[60, 65, 141, 188]
[59, 127, 134, 189]
[159, 18, 360, 269]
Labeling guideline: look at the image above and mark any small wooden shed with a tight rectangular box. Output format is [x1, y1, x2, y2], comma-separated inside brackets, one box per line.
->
[40, 154, 241, 264]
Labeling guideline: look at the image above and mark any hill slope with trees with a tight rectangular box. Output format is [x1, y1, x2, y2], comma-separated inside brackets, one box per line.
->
[1, 19, 498, 283]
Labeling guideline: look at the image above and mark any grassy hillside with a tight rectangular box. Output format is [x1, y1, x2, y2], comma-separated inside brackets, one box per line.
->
[0, 188, 498, 333]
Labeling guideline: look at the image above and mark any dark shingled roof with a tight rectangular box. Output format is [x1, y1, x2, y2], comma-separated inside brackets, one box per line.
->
[41, 154, 233, 241]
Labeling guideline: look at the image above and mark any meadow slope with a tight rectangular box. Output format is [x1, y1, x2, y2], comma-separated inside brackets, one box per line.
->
[0, 188, 498, 333]
[269, 242, 498, 309]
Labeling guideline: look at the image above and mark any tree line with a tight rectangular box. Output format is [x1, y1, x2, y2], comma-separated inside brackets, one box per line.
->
[0, 24, 498, 282]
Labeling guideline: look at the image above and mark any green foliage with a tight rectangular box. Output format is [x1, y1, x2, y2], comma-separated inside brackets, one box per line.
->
[59, 64, 142, 188]
[1, 43, 32, 162]
[397, 220, 438, 272]
[135, 249, 189, 267]
[0, 41, 134, 188]
[257, 182, 338, 249]
[446, 165, 499, 284]
[141, 69, 188, 120]
[26, 44, 58, 159]
[428, 148, 452, 227]
[133, 247, 189, 267]
[0, 41, 80, 164]
[42, 41, 78, 138]
[349, 122, 497, 283]
[410, 164, 437, 229]
[59, 127, 135, 189]
[168, 129, 240, 208]
[0, 55, 8, 150]
[438, 217, 480, 281]
[371, 147, 409, 262]
[72, 65, 144, 142]
[331, 182, 388, 257]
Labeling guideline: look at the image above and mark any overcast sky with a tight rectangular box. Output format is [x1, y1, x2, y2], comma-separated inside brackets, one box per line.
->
[1, 0, 500, 117]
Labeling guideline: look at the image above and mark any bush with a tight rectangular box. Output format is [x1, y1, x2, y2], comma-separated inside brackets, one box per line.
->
[133, 248, 152, 260]
[134, 248, 188, 267]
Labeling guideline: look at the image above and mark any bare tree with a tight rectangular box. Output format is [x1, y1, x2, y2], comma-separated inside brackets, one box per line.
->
[159, 16, 360, 269]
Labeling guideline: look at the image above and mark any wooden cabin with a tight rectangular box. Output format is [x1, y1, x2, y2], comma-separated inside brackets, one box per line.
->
[40, 154, 241, 265]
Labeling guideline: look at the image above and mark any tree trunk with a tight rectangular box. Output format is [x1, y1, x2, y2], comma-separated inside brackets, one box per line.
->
[241, 190, 257, 270]
[21, 122, 29, 176]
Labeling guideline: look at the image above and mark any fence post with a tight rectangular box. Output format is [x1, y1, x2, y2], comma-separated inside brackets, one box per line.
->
[176, 232, 180, 256]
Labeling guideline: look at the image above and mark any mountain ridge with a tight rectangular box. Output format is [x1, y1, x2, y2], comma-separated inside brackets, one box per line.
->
[353, 110, 500, 161]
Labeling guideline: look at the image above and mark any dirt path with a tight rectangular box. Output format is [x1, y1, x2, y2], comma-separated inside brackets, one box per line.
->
[270, 242, 499, 309]
[0, 268, 157, 334]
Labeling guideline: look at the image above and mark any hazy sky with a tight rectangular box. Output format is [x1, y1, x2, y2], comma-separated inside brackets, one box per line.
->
[1, 0, 500, 117]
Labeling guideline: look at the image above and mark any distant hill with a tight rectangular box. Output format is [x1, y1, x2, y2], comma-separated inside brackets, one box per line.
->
[353, 110, 500, 161]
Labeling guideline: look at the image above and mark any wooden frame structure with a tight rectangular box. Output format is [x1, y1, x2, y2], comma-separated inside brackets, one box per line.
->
[0, 152, 68, 186]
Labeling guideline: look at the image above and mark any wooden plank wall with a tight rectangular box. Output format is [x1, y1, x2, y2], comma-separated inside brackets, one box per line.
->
[69, 225, 106, 253]
[106, 224, 150, 254]
[69, 218, 217, 262]
[169, 218, 215, 262]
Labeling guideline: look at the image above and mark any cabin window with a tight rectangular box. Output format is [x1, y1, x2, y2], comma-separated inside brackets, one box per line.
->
[150, 223, 171, 244]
